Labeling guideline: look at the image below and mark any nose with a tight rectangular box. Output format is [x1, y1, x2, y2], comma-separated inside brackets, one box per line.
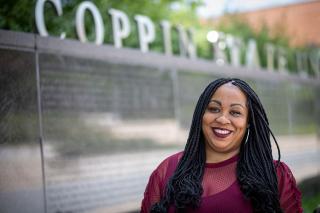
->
[215, 114, 231, 124]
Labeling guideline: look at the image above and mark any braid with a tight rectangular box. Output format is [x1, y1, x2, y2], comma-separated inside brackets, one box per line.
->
[151, 78, 282, 213]
[233, 79, 282, 212]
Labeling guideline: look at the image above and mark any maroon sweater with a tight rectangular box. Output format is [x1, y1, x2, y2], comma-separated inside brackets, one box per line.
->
[141, 152, 302, 213]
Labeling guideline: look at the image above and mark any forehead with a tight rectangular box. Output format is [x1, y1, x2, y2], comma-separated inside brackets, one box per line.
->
[210, 82, 247, 104]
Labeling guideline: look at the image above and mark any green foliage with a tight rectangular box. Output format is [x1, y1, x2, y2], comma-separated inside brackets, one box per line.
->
[302, 193, 320, 213]
[1, 0, 317, 75]
[195, 26, 213, 59]
[299, 174, 320, 213]
[0, 0, 201, 41]
[0, 0, 36, 32]
[0, 0, 207, 56]
[216, 16, 294, 71]
[213, 15, 319, 75]
[42, 112, 180, 156]
[0, 113, 39, 145]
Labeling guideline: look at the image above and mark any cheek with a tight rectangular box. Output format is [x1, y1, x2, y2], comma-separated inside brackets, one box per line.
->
[202, 113, 211, 125]
[202, 120, 210, 132]
[203, 111, 218, 121]
[202, 115, 213, 134]
[234, 119, 248, 133]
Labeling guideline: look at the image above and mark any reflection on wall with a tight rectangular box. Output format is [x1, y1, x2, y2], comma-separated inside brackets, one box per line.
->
[0, 48, 44, 213]
[39, 54, 184, 212]
[40, 52, 320, 212]
[176, 72, 319, 135]
[0, 30, 319, 213]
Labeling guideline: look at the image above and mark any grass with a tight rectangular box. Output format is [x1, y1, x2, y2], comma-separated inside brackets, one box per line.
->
[302, 193, 320, 213]
[299, 174, 320, 213]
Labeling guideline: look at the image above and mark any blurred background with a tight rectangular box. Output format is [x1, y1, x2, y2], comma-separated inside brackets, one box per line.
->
[0, 0, 319, 212]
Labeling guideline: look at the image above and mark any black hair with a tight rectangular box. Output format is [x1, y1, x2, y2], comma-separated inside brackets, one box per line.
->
[150, 78, 282, 213]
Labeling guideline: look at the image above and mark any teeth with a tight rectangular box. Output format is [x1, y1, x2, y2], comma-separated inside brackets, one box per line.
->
[213, 128, 231, 135]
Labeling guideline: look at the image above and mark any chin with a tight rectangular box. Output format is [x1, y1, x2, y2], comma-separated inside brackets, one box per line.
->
[210, 140, 232, 150]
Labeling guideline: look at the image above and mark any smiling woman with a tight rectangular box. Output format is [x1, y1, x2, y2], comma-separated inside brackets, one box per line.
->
[141, 78, 302, 213]
[202, 82, 249, 163]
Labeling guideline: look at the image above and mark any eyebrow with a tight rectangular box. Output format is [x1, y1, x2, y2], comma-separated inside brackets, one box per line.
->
[209, 99, 246, 109]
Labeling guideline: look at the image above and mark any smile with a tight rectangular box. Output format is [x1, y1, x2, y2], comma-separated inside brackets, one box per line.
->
[212, 128, 232, 138]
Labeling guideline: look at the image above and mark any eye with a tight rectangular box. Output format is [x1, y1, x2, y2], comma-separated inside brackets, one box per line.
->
[230, 110, 241, 117]
[207, 106, 220, 113]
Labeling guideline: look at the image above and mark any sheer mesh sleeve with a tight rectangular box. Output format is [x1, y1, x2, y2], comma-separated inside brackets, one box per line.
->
[276, 161, 303, 213]
[140, 156, 171, 213]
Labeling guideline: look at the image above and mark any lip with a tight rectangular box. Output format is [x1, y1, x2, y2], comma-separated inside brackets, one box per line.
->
[212, 127, 233, 138]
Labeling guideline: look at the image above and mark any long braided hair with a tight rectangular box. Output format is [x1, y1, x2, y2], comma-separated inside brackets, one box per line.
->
[150, 78, 282, 213]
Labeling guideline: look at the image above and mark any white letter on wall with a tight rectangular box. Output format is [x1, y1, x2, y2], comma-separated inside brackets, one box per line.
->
[134, 15, 155, 53]
[212, 32, 227, 65]
[277, 47, 288, 72]
[76, 1, 104, 45]
[246, 39, 260, 69]
[296, 52, 309, 77]
[176, 25, 196, 59]
[160, 20, 172, 56]
[109, 8, 130, 48]
[226, 34, 242, 67]
[35, 0, 65, 38]
[309, 50, 320, 77]
[265, 43, 275, 71]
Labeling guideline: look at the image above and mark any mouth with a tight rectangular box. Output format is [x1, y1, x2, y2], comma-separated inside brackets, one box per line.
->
[212, 127, 232, 138]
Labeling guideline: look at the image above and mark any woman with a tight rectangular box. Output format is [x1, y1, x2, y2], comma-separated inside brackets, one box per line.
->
[141, 78, 302, 213]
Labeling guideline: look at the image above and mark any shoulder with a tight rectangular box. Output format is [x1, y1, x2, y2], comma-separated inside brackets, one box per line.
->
[273, 160, 296, 189]
[141, 152, 183, 212]
[273, 160, 303, 212]
[147, 151, 183, 188]
[164, 151, 183, 164]
[273, 160, 296, 183]
[155, 151, 183, 174]
[152, 151, 183, 175]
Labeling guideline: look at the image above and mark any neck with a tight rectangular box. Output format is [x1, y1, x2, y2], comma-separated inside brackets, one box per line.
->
[205, 149, 240, 163]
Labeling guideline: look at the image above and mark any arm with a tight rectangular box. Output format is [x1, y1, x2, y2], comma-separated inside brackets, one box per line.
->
[141, 168, 164, 213]
[141, 152, 181, 213]
[276, 162, 303, 213]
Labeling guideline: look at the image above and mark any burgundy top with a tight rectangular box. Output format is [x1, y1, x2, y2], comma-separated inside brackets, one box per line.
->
[141, 152, 302, 213]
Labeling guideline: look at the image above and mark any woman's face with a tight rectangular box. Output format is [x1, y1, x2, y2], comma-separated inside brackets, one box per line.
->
[202, 82, 249, 160]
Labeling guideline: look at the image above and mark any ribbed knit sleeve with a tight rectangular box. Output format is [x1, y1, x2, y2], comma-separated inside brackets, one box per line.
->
[276, 161, 303, 213]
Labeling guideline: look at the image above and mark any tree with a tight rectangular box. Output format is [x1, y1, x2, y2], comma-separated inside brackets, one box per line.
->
[0, 0, 203, 51]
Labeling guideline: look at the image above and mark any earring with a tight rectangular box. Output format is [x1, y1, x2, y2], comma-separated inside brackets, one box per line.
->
[244, 128, 250, 144]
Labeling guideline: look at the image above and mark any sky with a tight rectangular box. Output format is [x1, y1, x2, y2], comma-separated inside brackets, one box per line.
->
[197, 0, 313, 18]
